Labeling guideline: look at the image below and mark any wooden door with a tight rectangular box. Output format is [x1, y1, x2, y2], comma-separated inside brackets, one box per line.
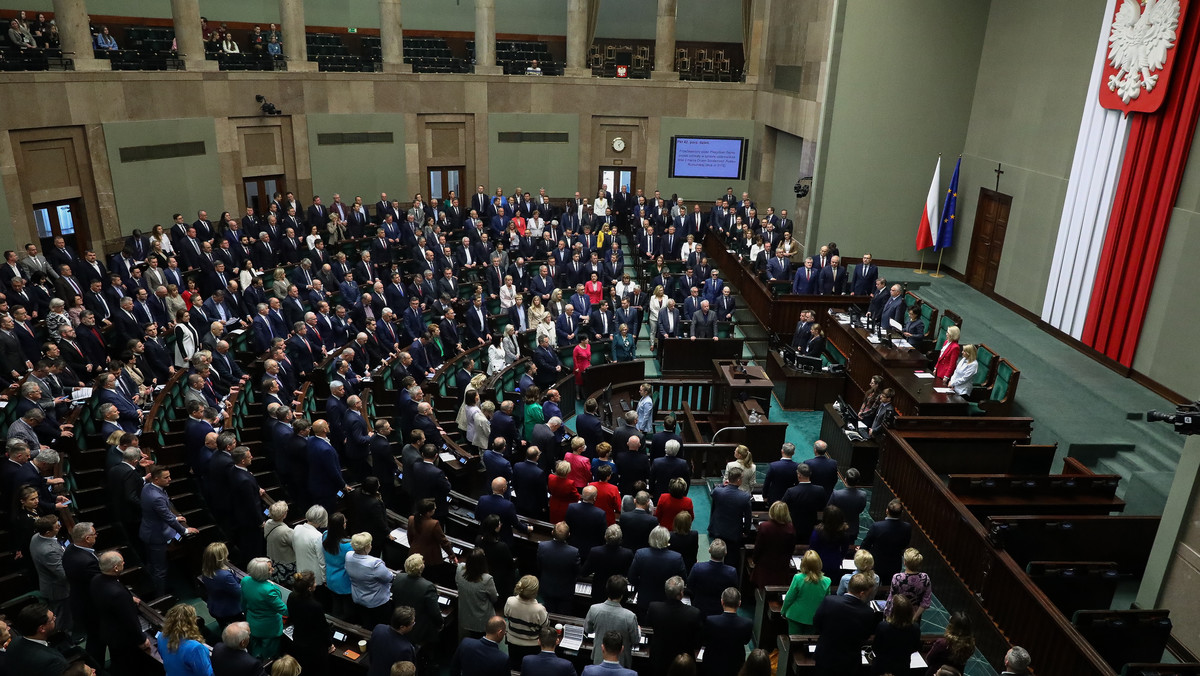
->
[966, 188, 1011, 293]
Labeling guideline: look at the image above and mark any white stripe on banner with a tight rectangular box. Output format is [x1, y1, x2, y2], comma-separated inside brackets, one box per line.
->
[1042, 0, 1130, 339]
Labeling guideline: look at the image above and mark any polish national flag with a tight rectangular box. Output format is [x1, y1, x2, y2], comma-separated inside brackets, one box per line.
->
[916, 157, 941, 251]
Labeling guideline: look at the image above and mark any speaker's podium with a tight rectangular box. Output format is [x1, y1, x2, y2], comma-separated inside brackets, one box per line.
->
[713, 359, 774, 417]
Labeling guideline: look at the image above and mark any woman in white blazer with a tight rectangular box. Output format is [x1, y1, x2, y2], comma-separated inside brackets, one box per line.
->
[173, 308, 201, 368]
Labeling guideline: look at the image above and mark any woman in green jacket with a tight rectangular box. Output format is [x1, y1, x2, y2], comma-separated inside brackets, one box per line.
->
[522, 385, 544, 440]
[241, 556, 287, 659]
[780, 549, 831, 634]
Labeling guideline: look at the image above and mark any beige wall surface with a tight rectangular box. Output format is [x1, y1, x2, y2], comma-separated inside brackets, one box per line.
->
[306, 113, 407, 204]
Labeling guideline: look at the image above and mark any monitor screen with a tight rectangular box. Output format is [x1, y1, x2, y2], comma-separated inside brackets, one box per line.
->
[669, 136, 748, 180]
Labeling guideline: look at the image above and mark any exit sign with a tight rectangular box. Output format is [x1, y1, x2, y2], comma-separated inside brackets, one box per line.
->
[348, 27, 357, 33]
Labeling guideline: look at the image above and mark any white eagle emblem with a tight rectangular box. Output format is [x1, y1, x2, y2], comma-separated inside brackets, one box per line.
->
[1107, 0, 1181, 103]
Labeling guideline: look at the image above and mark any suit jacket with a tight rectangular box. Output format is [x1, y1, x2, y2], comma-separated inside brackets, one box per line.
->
[782, 482, 828, 540]
[536, 538, 580, 601]
[647, 598, 703, 673]
[522, 651, 578, 676]
[860, 518, 913, 581]
[211, 644, 267, 676]
[690, 309, 716, 338]
[582, 663, 638, 676]
[306, 436, 344, 504]
[475, 493, 527, 542]
[409, 461, 451, 519]
[91, 573, 146, 651]
[450, 637, 508, 676]
[687, 560, 738, 617]
[5, 636, 69, 674]
[64, 545, 101, 623]
[762, 458, 799, 504]
[817, 265, 846, 295]
[851, 263, 878, 295]
[31, 534, 69, 601]
[812, 594, 879, 672]
[139, 482, 186, 544]
[708, 484, 752, 544]
[701, 611, 754, 676]
[792, 266, 818, 295]
[565, 502, 608, 557]
[805, 455, 839, 496]
[880, 293, 906, 330]
[391, 572, 443, 645]
[649, 456, 690, 498]
[628, 547, 686, 612]
[512, 460, 548, 518]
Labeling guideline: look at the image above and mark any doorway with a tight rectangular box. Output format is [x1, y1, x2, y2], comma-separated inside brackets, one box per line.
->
[32, 199, 87, 252]
[428, 166, 463, 204]
[243, 175, 286, 218]
[599, 167, 636, 197]
[966, 188, 1011, 293]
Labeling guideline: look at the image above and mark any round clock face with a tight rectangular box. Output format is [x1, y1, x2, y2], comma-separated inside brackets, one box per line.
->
[612, 137, 626, 152]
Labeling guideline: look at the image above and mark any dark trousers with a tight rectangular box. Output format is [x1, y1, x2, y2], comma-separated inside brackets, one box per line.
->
[145, 541, 168, 596]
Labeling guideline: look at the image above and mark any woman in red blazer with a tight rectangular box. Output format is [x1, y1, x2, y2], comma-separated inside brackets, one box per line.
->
[548, 460, 580, 523]
[933, 325, 962, 380]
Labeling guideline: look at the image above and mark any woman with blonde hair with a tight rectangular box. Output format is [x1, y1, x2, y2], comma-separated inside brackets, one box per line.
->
[837, 548, 880, 600]
[528, 294, 549, 327]
[264, 501, 296, 583]
[547, 288, 565, 318]
[271, 655, 303, 676]
[949, 344, 978, 396]
[781, 549, 830, 633]
[725, 445, 756, 495]
[923, 612, 976, 675]
[200, 542, 244, 629]
[669, 510, 699, 571]
[885, 547, 932, 622]
[326, 210, 345, 245]
[934, 325, 962, 380]
[648, 285, 667, 350]
[536, 311, 557, 349]
[548, 460, 580, 522]
[271, 267, 290, 298]
[345, 532, 395, 627]
[503, 575, 548, 668]
[156, 603, 212, 676]
[752, 501, 796, 587]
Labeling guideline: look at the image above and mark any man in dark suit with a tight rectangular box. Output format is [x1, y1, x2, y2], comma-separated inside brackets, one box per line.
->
[537, 522, 580, 614]
[782, 463, 827, 541]
[307, 420, 349, 513]
[812, 574, 879, 675]
[582, 525, 633, 602]
[867, 278, 889, 322]
[860, 498, 913, 582]
[140, 466, 197, 596]
[647, 575, 703, 674]
[790, 310, 815, 351]
[850, 253, 878, 295]
[879, 283, 907, 330]
[817, 256, 846, 295]
[687, 540, 739, 617]
[828, 467, 868, 525]
[649, 441, 690, 497]
[228, 447, 267, 563]
[449, 616, 509, 676]
[708, 467, 752, 547]
[566, 487, 609, 561]
[512, 447, 549, 518]
[92, 552, 151, 675]
[532, 335, 562, 387]
[490, 401, 520, 455]
[805, 440, 839, 496]
[476, 477, 529, 542]
[63, 522, 104, 660]
[700, 588, 754, 676]
[6, 603, 69, 674]
[410, 444, 452, 521]
[762, 442, 799, 504]
[792, 258, 819, 295]
[523, 626, 579, 676]
[614, 436, 650, 498]
[766, 250, 791, 281]
[617, 492, 659, 552]
[212, 621, 268, 676]
[367, 606, 417, 676]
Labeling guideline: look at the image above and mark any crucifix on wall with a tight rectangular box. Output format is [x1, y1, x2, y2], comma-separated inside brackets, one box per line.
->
[994, 163, 1004, 191]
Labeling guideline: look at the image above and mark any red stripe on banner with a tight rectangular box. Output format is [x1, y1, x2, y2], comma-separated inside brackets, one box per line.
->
[1082, 5, 1200, 366]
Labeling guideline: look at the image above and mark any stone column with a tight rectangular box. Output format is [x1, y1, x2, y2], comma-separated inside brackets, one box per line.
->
[379, 0, 411, 73]
[279, 0, 315, 71]
[743, 0, 770, 85]
[52, 0, 103, 71]
[652, 0, 678, 80]
[564, 0, 590, 78]
[474, 0, 501, 75]
[169, 0, 216, 71]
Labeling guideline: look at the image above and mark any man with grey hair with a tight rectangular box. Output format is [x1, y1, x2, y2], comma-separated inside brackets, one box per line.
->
[687, 539, 738, 617]
[530, 416, 561, 465]
[1002, 647, 1032, 675]
[617, 491, 657, 551]
[649, 439, 690, 496]
[628, 526, 686, 616]
[213, 621, 265, 675]
[7, 406, 44, 453]
[91, 550, 149, 673]
[709, 465, 752, 547]
[64, 520, 103, 658]
[647, 574, 703, 673]
[611, 410, 640, 455]
[293, 504, 329, 585]
[537, 521, 579, 614]
[566, 485, 608, 560]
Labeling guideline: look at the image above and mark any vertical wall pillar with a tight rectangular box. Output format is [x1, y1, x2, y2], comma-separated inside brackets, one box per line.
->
[170, 0, 216, 71]
[565, 0, 590, 77]
[652, 0, 678, 80]
[743, 0, 770, 85]
[53, 0, 103, 71]
[474, 0, 501, 75]
[279, 0, 315, 71]
[379, 0, 411, 73]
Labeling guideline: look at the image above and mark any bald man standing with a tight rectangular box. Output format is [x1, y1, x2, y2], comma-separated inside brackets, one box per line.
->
[474, 477, 529, 543]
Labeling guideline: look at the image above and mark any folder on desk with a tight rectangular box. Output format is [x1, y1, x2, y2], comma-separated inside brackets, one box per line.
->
[561, 624, 585, 651]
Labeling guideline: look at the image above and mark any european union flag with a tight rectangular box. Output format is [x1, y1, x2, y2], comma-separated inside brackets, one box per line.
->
[935, 157, 960, 251]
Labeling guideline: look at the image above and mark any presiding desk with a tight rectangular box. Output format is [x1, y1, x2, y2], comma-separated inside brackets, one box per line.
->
[765, 350, 845, 410]
[823, 309, 968, 416]
[714, 359, 775, 416]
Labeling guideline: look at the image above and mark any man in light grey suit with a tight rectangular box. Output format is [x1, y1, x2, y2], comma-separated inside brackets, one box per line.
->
[19, 243, 58, 281]
[583, 574, 641, 667]
[30, 515, 71, 633]
[690, 300, 718, 340]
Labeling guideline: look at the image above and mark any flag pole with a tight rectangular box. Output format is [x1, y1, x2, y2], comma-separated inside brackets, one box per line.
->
[929, 250, 945, 278]
[914, 251, 927, 274]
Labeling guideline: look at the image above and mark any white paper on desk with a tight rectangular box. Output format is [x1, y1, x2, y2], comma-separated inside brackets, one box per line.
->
[697, 648, 706, 660]
[438, 452, 456, 463]
[894, 340, 914, 350]
[792, 555, 803, 569]
[390, 528, 410, 546]
[910, 652, 927, 668]
[438, 596, 451, 606]
[807, 645, 816, 653]
[71, 388, 93, 401]
[933, 387, 955, 394]
[751, 493, 765, 503]
[228, 328, 246, 336]
[560, 625, 585, 651]
[861, 651, 870, 665]
[841, 558, 856, 570]
[283, 625, 295, 639]
[913, 371, 936, 378]
[867, 335, 881, 344]
[575, 582, 592, 595]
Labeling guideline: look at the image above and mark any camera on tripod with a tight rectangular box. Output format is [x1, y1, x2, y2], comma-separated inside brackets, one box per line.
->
[1147, 402, 1200, 435]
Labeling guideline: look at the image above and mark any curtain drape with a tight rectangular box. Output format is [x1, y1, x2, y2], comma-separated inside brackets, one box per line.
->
[587, 0, 600, 50]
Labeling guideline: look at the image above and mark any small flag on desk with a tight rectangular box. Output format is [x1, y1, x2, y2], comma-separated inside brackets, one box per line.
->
[916, 157, 941, 251]
[935, 157, 960, 251]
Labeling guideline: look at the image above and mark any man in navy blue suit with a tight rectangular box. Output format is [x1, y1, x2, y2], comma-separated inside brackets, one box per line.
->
[647, 576, 704, 674]
[475, 477, 529, 543]
[536, 522, 580, 614]
[708, 467, 752, 547]
[139, 466, 197, 596]
[482, 441, 513, 484]
[879, 283, 907, 330]
[804, 440, 839, 496]
[850, 253, 878, 296]
[648, 440, 690, 497]
[565, 487, 608, 560]
[817, 256, 846, 295]
[792, 257, 818, 295]
[700, 588, 754, 676]
[812, 574, 879, 675]
[490, 401, 520, 454]
[766, 250, 791, 281]
[449, 616, 509, 676]
[522, 626, 578, 676]
[782, 463, 828, 541]
[617, 492, 659, 552]
[306, 420, 349, 513]
[410, 444, 452, 521]
[860, 499, 913, 582]
[581, 631, 638, 676]
[512, 447, 548, 518]
[555, 304, 581, 345]
[687, 539, 739, 617]
[762, 442, 799, 504]
[576, 398, 606, 454]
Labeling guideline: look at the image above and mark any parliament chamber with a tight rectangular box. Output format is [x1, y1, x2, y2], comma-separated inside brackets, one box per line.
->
[1, 1, 1200, 676]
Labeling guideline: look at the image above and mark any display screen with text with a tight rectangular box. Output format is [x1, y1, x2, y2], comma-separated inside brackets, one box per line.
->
[670, 136, 747, 180]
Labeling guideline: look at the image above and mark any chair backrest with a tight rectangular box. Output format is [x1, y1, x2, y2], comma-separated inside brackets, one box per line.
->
[934, 310, 962, 347]
[904, 291, 939, 342]
[822, 340, 846, 367]
[991, 358, 1017, 403]
[974, 343, 999, 388]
